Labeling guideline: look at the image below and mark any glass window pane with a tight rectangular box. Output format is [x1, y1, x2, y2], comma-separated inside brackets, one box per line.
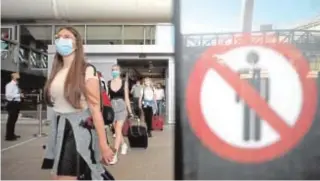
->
[20, 25, 52, 51]
[145, 25, 156, 45]
[54, 25, 86, 43]
[87, 25, 122, 45]
[123, 25, 144, 45]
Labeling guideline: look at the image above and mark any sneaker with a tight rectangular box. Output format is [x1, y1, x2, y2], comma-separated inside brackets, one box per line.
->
[109, 152, 118, 165]
[121, 143, 128, 155]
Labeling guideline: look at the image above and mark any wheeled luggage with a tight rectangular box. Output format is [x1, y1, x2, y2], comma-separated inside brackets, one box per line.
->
[128, 118, 148, 149]
[152, 115, 164, 131]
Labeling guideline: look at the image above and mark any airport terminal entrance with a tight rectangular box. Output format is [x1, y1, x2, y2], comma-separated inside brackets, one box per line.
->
[47, 44, 175, 125]
[117, 58, 172, 123]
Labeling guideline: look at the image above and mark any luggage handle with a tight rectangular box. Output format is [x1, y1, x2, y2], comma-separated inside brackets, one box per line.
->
[129, 116, 145, 137]
[129, 126, 144, 137]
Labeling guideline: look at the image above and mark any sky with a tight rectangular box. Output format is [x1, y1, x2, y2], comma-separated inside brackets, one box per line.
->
[180, 0, 320, 33]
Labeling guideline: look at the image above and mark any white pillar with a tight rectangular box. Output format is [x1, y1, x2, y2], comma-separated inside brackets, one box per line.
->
[241, 0, 255, 32]
[167, 57, 175, 124]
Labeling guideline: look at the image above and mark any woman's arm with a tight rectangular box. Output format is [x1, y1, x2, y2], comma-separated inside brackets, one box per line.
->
[85, 67, 109, 150]
[124, 80, 133, 115]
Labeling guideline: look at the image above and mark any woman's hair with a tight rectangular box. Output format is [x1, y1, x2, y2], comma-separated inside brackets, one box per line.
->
[43, 26, 87, 109]
[112, 64, 120, 70]
[143, 77, 153, 87]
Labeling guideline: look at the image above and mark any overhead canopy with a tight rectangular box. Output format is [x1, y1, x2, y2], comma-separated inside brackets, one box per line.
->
[1, 0, 173, 22]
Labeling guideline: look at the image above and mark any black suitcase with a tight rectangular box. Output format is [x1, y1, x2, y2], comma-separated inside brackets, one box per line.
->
[128, 125, 148, 149]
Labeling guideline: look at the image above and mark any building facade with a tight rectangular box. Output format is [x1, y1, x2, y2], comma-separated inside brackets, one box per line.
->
[1, 0, 176, 124]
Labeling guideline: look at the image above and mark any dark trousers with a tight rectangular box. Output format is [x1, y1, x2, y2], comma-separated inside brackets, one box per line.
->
[133, 97, 141, 117]
[143, 106, 153, 132]
[6, 101, 20, 138]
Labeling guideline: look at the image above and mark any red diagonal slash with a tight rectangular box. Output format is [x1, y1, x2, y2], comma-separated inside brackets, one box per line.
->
[206, 58, 292, 138]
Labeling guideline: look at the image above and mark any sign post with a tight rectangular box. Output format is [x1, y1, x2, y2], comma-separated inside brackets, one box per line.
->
[174, 1, 320, 179]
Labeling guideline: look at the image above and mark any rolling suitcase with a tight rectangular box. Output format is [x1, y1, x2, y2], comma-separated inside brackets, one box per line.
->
[152, 115, 164, 131]
[128, 118, 148, 149]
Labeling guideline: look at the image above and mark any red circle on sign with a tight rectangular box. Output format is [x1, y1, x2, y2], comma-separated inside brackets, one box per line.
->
[185, 43, 318, 163]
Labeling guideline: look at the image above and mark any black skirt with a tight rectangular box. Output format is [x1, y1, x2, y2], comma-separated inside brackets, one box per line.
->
[58, 120, 115, 180]
[57, 120, 87, 177]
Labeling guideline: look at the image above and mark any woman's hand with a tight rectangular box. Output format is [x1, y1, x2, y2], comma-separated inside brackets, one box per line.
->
[100, 145, 114, 165]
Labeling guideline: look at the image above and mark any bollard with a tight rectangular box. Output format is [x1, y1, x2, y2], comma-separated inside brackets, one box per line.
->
[34, 93, 47, 137]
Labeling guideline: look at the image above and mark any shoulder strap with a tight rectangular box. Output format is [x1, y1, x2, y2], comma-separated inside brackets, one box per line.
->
[86, 63, 103, 111]
[107, 80, 111, 89]
[86, 63, 97, 76]
[107, 80, 111, 96]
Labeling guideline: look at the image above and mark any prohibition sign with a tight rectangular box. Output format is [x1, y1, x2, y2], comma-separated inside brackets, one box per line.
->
[185, 43, 318, 163]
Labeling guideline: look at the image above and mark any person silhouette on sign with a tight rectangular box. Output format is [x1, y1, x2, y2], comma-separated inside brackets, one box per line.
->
[236, 51, 270, 142]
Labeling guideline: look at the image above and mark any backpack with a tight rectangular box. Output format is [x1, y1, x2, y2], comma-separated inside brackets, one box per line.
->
[97, 72, 112, 107]
[86, 64, 115, 127]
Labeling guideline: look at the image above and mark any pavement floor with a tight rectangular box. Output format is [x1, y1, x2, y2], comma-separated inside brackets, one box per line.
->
[1, 122, 174, 180]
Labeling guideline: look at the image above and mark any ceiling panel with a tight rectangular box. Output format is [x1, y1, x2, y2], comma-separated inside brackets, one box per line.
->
[118, 59, 167, 78]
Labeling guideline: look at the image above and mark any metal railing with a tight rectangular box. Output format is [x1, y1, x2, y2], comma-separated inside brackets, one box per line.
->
[182, 30, 320, 72]
[1, 93, 46, 112]
[1, 38, 48, 71]
[1, 92, 47, 137]
[182, 30, 320, 47]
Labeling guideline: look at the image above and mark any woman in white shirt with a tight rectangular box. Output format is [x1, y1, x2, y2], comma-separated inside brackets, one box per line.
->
[139, 77, 157, 137]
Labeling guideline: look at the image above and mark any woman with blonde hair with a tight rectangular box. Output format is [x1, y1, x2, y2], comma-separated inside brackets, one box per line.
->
[41, 26, 114, 180]
[139, 77, 157, 137]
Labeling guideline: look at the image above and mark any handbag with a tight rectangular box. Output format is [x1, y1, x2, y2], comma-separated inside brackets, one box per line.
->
[81, 64, 115, 129]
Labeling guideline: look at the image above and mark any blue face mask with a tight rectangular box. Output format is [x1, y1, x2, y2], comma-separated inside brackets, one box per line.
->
[112, 71, 120, 78]
[55, 38, 74, 56]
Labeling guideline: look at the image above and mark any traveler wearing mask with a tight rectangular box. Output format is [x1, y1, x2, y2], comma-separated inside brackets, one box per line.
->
[108, 64, 133, 165]
[139, 77, 157, 137]
[5, 72, 23, 141]
[41, 26, 114, 180]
